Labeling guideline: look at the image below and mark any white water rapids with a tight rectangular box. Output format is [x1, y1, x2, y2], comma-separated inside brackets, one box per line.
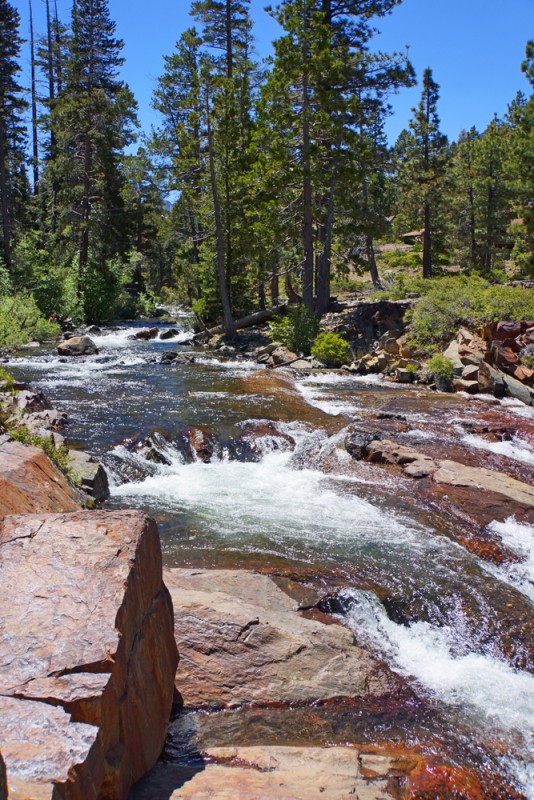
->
[9, 321, 534, 798]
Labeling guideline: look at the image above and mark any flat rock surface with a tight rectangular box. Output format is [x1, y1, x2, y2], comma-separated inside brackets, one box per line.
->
[433, 460, 534, 507]
[165, 568, 398, 708]
[0, 440, 81, 515]
[0, 510, 178, 799]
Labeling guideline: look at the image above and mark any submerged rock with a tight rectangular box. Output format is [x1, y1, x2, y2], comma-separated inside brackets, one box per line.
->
[0, 510, 178, 800]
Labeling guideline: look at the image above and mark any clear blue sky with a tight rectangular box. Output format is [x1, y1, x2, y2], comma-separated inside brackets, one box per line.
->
[15, 0, 533, 144]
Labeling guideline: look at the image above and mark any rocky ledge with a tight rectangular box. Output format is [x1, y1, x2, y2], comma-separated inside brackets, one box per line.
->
[164, 568, 401, 709]
[0, 510, 178, 800]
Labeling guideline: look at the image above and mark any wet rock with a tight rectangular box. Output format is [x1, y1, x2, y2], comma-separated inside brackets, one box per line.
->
[159, 328, 180, 340]
[344, 430, 382, 460]
[57, 335, 99, 356]
[165, 568, 399, 708]
[236, 420, 296, 459]
[130, 327, 159, 340]
[160, 351, 196, 365]
[256, 341, 283, 359]
[163, 746, 406, 800]
[452, 378, 479, 394]
[86, 325, 102, 335]
[67, 448, 110, 502]
[0, 510, 178, 800]
[0, 440, 81, 515]
[176, 427, 217, 463]
[433, 460, 534, 507]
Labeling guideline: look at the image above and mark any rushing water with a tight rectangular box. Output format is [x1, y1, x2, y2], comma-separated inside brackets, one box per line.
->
[8, 318, 534, 798]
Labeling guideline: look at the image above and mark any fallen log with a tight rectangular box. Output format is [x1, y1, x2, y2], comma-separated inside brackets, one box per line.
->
[193, 305, 287, 340]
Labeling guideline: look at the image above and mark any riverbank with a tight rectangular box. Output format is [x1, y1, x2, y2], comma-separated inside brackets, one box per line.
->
[1, 319, 533, 798]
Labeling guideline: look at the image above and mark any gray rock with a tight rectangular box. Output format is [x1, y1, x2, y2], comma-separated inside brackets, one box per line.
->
[67, 449, 109, 503]
[159, 328, 180, 340]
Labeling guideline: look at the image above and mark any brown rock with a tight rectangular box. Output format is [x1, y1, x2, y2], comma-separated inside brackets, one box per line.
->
[495, 321, 522, 341]
[461, 364, 479, 381]
[0, 440, 81, 515]
[452, 378, 479, 394]
[57, 335, 98, 356]
[269, 345, 299, 366]
[0, 511, 178, 799]
[166, 568, 398, 708]
[514, 365, 534, 384]
[168, 746, 403, 800]
[132, 327, 159, 340]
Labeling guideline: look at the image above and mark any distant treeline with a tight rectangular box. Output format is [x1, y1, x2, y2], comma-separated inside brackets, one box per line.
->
[0, 0, 532, 329]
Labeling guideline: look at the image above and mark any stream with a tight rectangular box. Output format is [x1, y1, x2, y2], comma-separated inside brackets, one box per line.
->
[8, 317, 534, 799]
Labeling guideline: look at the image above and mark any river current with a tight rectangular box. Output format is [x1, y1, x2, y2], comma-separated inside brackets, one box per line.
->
[8, 318, 534, 799]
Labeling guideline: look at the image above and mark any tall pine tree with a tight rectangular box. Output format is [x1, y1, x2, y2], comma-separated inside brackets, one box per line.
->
[0, 0, 27, 273]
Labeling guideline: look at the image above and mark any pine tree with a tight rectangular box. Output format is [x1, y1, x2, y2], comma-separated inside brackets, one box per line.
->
[507, 41, 534, 275]
[395, 68, 448, 278]
[0, 0, 27, 272]
[46, 0, 137, 312]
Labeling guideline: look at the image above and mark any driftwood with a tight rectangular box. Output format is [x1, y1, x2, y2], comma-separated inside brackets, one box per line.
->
[193, 305, 287, 340]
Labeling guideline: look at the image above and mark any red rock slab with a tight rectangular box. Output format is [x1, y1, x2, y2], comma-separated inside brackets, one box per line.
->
[0, 511, 178, 800]
[0, 696, 103, 800]
[0, 441, 81, 516]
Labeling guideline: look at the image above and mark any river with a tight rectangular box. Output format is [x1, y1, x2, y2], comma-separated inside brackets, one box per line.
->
[8, 317, 534, 799]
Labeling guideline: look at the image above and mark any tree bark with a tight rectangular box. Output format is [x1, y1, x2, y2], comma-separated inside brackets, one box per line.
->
[366, 234, 382, 289]
[195, 305, 286, 338]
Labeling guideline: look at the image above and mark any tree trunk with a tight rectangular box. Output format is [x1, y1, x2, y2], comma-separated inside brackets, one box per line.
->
[316, 164, 337, 318]
[206, 86, 235, 337]
[302, 66, 314, 312]
[422, 201, 432, 278]
[0, 119, 12, 272]
[29, 0, 39, 195]
[196, 305, 286, 338]
[78, 130, 92, 295]
[270, 270, 279, 304]
[366, 234, 382, 289]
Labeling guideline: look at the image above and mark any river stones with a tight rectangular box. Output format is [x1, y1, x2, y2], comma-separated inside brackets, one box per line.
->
[57, 335, 99, 356]
[165, 568, 399, 708]
[0, 510, 178, 800]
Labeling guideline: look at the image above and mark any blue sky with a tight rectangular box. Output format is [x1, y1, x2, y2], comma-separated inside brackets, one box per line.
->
[15, 0, 533, 144]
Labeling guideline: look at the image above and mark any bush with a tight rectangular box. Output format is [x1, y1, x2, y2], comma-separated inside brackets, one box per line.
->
[311, 332, 350, 366]
[427, 355, 455, 387]
[0, 366, 15, 392]
[270, 306, 320, 355]
[409, 276, 534, 353]
[0, 293, 60, 350]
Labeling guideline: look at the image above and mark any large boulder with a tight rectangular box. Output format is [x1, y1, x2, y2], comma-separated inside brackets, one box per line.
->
[0, 510, 178, 800]
[57, 335, 99, 356]
[0, 440, 81, 515]
[165, 568, 399, 708]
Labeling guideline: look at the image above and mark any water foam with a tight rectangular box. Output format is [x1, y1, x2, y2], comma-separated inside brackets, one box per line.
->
[461, 433, 534, 466]
[484, 517, 534, 603]
[341, 589, 534, 794]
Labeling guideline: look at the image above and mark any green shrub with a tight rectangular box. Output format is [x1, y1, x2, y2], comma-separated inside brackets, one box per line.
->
[270, 306, 320, 355]
[409, 276, 534, 353]
[427, 355, 455, 386]
[405, 363, 420, 375]
[0, 293, 60, 350]
[311, 332, 350, 366]
[0, 366, 15, 392]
